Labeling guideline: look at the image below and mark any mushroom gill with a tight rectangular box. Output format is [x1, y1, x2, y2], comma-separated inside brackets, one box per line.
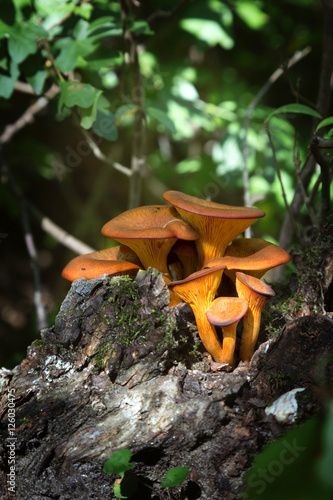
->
[163, 190, 265, 268]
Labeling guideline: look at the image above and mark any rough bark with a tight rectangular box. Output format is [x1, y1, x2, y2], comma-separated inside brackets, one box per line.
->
[0, 228, 332, 500]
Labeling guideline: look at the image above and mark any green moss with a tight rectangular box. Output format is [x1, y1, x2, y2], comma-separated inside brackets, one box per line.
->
[31, 339, 43, 350]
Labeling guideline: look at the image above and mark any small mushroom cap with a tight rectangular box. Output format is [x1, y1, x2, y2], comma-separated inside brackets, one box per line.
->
[235, 271, 275, 298]
[101, 205, 199, 240]
[62, 248, 141, 281]
[206, 297, 249, 326]
[163, 191, 266, 219]
[168, 264, 227, 290]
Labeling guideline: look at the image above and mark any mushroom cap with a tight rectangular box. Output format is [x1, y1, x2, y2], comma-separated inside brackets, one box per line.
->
[101, 205, 199, 240]
[168, 264, 226, 306]
[163, 191, 266, 219]
[206, 297, 249, 326]
[168, 264, 227, 290]
[163, 191, 265, 268]
[205, 238, 290, 277]
[62, 248, 141, 281]
[223, 238, 290, 270]
[235, 271, 275, 298]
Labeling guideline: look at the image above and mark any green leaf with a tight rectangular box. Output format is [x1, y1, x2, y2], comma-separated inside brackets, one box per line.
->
[316, 401, 333, 488]
[161, 467, 189, 488]
[73, 3, 93, 20]
[175, 158, 201, 174]
[26, 70, 47, 95]
[113, 481, 128, 499]
[128, 20, 154, 35]
[103, 449, 136, 475]
[181, 18, 234, 49]
[80, 92, 105, 129]
[0, 60, 19, 98]
[146, 106, 176, 134]
[92, 110, 118, 141]
[267, 103, 321, 121]
[235, 1, 268, 29]
[243, 415, 332, 500]
[59, 82, 101, 110]
[8, 22, 47, 63]
[76, 46, 121, 70]
[316, 116, 333, 132]
[55, 37, 96, 73]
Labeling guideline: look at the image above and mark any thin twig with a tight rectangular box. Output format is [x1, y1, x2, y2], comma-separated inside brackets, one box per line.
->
[0, 84, 60, 145]
[43, 40, 65, 82]
[309, 135, 332, 222]
[294, 150, 320, 227]
[265, 120, 299, 236]
[279, 1, 333, 248]
[1, 162, 48, 331]
[81, 129, 132, 177]
[242, 46, 311, 237]
[14, 81, 36, 95]
[120, 0, 146, 209]
[28, 203, 96, 255]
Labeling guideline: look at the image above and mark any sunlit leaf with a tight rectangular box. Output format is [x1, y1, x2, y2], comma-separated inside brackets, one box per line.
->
[161, 467, 189, 488]
[176, 158, 202, 174]
[103, 449, 136, 475]
[235, 1, 268, 29]
[316, 116, 333, 132]
[267, 103, 321, 121]
[181, 18, 234, 49]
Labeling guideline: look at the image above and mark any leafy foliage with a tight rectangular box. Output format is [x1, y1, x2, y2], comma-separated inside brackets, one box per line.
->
[103, 449, 189, 498]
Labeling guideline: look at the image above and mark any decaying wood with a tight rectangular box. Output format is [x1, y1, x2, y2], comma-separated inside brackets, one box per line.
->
[0, 228, 332, 499]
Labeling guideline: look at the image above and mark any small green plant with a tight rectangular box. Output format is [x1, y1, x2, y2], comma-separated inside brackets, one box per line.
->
[103, 448, 189, 498]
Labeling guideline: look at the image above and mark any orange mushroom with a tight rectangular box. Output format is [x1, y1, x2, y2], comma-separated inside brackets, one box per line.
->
[168, 240, 198, 280]
[101, 205, 199, 305]
[163, 190, 265, 268]
[222, 238, 290, 278]
[235, 271, 275, 362]
[206, 297, 249, 368]
[168, 265, 226, 362]
[62, 248, 142, 281]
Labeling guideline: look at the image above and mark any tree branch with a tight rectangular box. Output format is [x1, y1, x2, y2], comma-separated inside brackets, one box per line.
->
[0, 84, 60, 145]
[120, 0, 146, 209]
[1, 162, 48, 331]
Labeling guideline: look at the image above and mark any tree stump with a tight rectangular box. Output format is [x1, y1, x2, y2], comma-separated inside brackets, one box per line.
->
[1, 226, 332, 500]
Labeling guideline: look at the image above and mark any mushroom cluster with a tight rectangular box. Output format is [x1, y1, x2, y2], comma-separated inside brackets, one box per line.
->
[62, 190, 290, 368]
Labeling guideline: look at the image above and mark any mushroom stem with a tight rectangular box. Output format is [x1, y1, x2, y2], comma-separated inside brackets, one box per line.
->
[220, 323, 238, 368]
[193, 308, 224, 364]
[205, 296, 248, 368]
[235, 272, 275, 362]
[168, 265, 226, 362]
[239, 307, 262, 362]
